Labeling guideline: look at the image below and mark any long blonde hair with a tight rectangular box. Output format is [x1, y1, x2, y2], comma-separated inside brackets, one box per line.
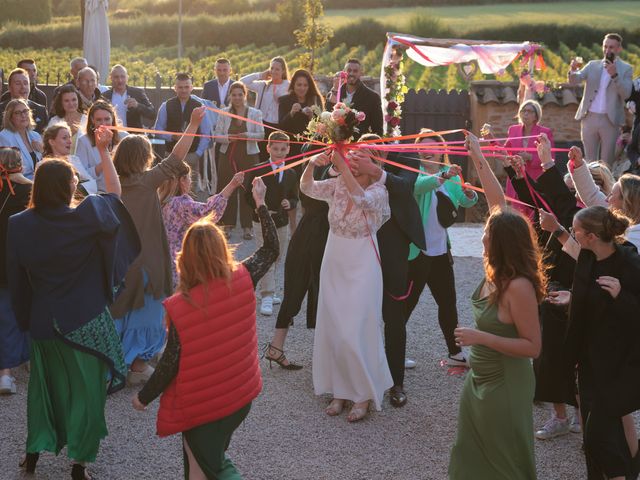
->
[176, 218, 237, 297]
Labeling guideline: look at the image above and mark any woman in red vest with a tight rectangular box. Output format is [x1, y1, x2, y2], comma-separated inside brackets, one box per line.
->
[132, 176, 278, 479]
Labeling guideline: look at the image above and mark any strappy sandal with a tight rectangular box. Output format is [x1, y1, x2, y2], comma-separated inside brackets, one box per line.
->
[347, 401, 370, 423]
[261, 343, 303, 370]
[325, 398, 345, 416]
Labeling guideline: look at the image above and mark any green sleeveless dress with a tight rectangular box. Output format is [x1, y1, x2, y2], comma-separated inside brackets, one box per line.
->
[448, 281, 536, 480]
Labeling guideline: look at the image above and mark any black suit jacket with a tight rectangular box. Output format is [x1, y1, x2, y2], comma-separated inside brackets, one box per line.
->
[0, 99, 48, 135]
[375, 152, 426, 291]
[1, 86, 48, 111]
[380, 152, 426, 248]
[103, 86, 155, 129]
[202, 78, 231, 107]
[326, 80, 383, 136]
[244, 162, 299, 228]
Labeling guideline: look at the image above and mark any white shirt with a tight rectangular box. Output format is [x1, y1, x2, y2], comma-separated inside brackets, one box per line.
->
[240, 73, 289, 123]
[270, 160, 283, 183]
[111, 90, 128, 127]
[217, 79, 231, 107]
[345, 90, 355, 106]
[423, 186, 449, 257]
[589, 66, 611, 114]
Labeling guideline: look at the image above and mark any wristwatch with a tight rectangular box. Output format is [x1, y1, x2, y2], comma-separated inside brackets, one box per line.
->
[552, 227, 565, 238]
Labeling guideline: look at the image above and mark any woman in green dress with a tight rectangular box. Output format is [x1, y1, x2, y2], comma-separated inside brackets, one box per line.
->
[448, 134, 547, 480]
[7, 127, 141, 480]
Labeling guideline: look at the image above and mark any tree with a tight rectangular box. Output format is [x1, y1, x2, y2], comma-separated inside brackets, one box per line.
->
[294, 0, 332, 74]
[276, 0, 305, 39]
[1, 0, 52, 25]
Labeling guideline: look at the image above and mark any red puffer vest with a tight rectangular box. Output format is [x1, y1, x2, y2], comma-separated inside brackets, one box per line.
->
[156, 265, 261, 437]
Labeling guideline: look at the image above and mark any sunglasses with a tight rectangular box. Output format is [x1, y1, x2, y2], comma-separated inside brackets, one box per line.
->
[12, 109, 30, 116]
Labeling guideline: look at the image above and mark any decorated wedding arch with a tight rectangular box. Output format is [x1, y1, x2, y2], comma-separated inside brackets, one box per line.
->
[379, 33, 545, 137]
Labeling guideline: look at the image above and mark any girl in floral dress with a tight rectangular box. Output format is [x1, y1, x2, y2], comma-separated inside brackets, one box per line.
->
[159, 165, 245, 288]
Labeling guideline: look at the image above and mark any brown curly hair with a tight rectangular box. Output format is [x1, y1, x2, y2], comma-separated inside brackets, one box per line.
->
[483, 207, 547, 304]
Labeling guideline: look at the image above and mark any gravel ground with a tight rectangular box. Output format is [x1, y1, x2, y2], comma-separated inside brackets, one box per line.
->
[0, 226, 594, 479]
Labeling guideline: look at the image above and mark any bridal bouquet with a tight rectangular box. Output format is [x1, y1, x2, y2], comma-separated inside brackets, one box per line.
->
[304, 102, 366, 144]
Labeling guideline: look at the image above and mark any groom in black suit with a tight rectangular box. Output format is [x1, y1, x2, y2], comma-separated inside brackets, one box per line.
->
[351, 142, 426, 407]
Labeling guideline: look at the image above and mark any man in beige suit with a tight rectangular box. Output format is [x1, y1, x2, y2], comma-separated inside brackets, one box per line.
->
[568, 33, 633, 166]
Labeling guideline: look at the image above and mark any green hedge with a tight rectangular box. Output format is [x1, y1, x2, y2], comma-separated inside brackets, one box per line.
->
[330, 20, 640, 51]
[0, 13, 293, 49]
[0, 0, 52, 26]
[323, 0, 615, 6]
[1, 11, 637, 52]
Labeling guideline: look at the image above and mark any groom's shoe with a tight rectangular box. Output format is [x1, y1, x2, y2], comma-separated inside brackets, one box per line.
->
[389, 385, 407, 408]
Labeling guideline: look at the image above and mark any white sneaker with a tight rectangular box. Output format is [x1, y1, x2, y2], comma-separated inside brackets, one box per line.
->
[260, 296, 273, 316]
[447, 352, 469, 367]
[404, 358, 417, 369]
[0, 375, 17, 394]
[535, 415, 570, 440]
[272, 296, 282, 305]
[569, 413, 582, 433]
[126, 365, 155, 386]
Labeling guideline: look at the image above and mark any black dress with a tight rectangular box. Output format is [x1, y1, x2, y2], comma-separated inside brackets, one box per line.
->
[566, 244, 640, 479]
[508, 165, 578, 406]
[278, 93, 320, 178]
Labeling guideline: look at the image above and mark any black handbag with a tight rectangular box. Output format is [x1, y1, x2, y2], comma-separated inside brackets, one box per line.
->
[435, 190, 458, 228]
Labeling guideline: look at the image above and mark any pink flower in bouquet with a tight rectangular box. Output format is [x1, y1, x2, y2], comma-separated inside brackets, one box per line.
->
[387, 101, 398, 110]
[384, 114, 393, 122]
[315, 123, 327, 135]
[331, 109, 345, 121]
[356, 111, 366, 122]
[334, 102, 348, 110]
[534, 80, 546, 94]
[390, 117, 401, 127]
[336, 116, 346, 126]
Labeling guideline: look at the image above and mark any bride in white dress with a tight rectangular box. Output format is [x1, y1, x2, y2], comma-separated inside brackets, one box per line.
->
[300, 147, 393, 422]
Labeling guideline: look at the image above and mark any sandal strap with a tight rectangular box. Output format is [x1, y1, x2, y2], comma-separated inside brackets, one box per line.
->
[262, 343, 286, 363]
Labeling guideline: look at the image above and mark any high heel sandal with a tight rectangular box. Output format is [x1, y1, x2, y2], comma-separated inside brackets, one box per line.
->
[347, 401, 370, 423]
[19, 452, 39, 473]
[325, 398, 345, 416]
[71, 463, 92, 480]
[261, 343, 303, 370]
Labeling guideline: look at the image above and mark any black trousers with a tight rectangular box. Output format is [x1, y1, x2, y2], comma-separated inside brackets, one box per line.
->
[379, 227, 411, 388]
[404, 251, 460, 356]
[275, 212, 328, 329]
[579, 364, 636, 479]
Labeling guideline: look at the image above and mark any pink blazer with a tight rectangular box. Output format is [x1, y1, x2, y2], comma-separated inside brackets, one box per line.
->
[503, 123, 554, 181]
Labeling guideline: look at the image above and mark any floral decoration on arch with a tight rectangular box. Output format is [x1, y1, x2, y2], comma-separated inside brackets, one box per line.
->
[384, 46, 408, 138]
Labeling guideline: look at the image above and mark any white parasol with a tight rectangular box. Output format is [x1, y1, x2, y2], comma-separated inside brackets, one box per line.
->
[83, 0, 111, 81]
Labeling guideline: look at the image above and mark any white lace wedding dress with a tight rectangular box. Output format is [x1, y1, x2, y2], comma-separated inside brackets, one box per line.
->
[300, 173, 393, 410]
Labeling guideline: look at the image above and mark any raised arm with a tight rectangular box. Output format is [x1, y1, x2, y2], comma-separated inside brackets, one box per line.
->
[567, 146, 608, 207]
[300, 152, 335, 201]
[95, 127, 121, 196]
[243, 178, 279, 286]
[465, 132, 506, 210]
[171, 106, 206, 162]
